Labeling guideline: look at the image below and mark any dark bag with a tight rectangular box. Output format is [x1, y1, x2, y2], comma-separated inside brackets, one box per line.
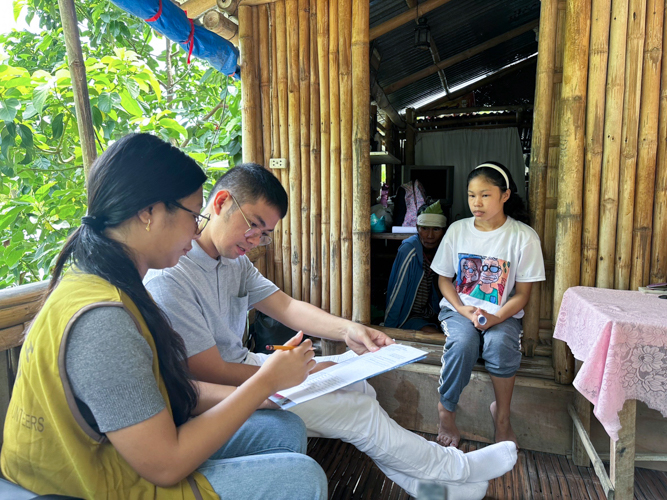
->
[250, 311, 298, 354]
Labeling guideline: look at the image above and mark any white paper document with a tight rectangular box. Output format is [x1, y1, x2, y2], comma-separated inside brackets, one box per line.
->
[269, 344, 427, 409]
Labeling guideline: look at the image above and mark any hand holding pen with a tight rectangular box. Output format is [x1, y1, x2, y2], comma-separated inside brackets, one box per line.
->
[256, 331, 316, 392]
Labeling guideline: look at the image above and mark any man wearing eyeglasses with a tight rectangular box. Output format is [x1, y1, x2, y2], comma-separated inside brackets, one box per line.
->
[144, 163, 512, 499]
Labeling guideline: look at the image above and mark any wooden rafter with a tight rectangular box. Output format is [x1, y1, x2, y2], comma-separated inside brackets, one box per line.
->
[369, 47, 406, 128]
[370, 0, 454, 41]
[384, 19, 539, 95]
[405, 0, 449, 93]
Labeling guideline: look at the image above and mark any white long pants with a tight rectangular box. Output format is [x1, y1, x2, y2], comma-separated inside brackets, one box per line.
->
[244, 352, 488, 499]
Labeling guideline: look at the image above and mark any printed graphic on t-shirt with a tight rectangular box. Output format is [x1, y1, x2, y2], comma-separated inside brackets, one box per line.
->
[455, 253, 510, 306]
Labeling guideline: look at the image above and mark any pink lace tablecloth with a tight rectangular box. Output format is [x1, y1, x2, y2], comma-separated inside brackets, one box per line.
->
[553, 286, 667, 441]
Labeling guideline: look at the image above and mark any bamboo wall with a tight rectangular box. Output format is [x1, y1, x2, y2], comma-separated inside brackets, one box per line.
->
[527, 0, 667, 384]
[237, 0, 371, 340]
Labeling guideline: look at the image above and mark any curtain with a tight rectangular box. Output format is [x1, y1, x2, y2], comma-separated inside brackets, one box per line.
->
[415, 127, 526, 222]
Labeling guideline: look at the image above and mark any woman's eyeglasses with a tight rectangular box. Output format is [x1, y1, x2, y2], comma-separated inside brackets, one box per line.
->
[169, 201, 210, 235]
[230, 194, 272, 247]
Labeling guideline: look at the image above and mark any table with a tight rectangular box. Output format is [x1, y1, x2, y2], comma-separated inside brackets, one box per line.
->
[553, 286, 667, 500]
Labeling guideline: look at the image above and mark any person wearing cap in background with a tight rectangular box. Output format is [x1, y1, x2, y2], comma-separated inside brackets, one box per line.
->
[384, 201, 448, 332]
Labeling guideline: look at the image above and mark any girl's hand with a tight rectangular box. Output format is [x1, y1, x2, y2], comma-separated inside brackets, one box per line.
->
[472, 308, 501, 330]
[456, 305, 478, 322]
[256, 331, 316, 393]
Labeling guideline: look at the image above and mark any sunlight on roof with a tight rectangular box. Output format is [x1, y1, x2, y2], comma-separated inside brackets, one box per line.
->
[405, 52, 538, 112]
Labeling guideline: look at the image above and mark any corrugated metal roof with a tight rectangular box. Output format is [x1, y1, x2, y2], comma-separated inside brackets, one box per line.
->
[370, 0, 540, 112]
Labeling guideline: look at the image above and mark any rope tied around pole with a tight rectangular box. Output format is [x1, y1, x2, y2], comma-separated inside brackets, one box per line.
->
[144, 0, 162, 22]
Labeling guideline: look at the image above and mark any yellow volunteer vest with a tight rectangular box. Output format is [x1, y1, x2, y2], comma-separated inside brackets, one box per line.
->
[1, 271, 218, 500]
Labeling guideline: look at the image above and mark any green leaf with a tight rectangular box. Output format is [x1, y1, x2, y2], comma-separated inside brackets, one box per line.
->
[18, 124, 34, 149]
[19, 149, 32, 164]
[92, 106, 103, 128]
[159, 118, 187, 137]
[52, 113, 64, 140]
[119, 90, 142, 116]
[35, 181, 57, 201]
[0, 206, 25, 230]
[98, 93, 112, 113]
[0, 99, 20, 121]
[32, 85, 50, 114]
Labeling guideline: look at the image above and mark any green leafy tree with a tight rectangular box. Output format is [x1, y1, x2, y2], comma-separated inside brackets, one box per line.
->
[0, 0, 243, 287]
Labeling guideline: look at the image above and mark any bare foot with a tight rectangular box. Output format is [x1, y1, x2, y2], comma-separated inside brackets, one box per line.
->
[437, 402, 461, 447]
[490, 401, 519, 448]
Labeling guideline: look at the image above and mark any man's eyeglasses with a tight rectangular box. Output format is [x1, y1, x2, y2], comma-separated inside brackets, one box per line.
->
[230, 194, 272, 247]
[481, 265, 501, 273]
[169, 201, 210, 235]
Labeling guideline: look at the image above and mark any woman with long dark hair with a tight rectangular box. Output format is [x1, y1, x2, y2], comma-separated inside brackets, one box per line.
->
[1, 133, 326, 500]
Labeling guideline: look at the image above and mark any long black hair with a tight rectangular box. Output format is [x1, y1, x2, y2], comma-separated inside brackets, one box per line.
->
[48, 133, 206, 426]
[466, 161, 529, 224]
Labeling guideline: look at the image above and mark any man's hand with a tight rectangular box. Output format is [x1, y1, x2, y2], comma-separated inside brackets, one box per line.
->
[343, 323, 395, 355]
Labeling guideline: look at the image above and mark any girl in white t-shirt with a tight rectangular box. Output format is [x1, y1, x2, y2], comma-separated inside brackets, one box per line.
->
[430, 161, 545, 450]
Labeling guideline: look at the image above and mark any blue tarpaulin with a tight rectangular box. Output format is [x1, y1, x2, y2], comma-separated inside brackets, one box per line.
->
[110, 0, 239, 76]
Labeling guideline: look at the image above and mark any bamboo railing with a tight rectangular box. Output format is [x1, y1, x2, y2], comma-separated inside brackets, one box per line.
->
[237, 0, 370, 348]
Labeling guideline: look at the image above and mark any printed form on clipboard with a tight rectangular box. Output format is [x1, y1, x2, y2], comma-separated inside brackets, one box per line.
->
[269, 343, 427, 409]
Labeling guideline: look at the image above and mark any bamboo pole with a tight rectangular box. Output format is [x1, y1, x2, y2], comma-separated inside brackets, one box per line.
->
[299, 0, 311, 303]
[546, 4, 567, 360]
[318, 0, 331, 312]
[276, 0, 292, 296]
[268, 3, 283, 290]
[405, 108, 416, 164]
[523, 0, 559, 357]
[252, 7, 264, 165]
[630, 0, 663, 290]
[239, 6, 259, 163]
[202, 10, 239, 46]
[310, 0, 322, 308]
[57, 0, 97, 174]
[552, 0, 591, 385]
[580, 0, 612, 288]
[286, 0, 302, 299]
[596, 0, 629, 289]
[352, 0, 370, 325]
[259, 6, 272, 169]
[257, 5, 275, 283]
[329, 0, 342, 317]
[615, 0, 647, 290]
[650, 2, 667, 284]
[339, 0, 353, 320]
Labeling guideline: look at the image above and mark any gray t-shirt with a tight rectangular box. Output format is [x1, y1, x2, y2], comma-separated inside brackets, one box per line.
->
[66, 306, 166, 433]
[144, 240, 278, 362]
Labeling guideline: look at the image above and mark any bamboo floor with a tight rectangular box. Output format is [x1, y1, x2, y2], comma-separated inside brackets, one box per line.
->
[307, 433, 667, 500]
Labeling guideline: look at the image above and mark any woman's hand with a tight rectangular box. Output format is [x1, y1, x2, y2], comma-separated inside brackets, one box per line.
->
[256, 331, 316, 393]
[310, 361, 337, 374]
[472, 308, 501, 330]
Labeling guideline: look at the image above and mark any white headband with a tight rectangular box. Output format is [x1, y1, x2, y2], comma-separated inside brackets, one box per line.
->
[475, 163, 510, 190]
[417, 213, 447, 228]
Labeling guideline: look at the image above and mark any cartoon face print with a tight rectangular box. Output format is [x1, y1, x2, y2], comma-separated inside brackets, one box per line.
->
[479, 257, 502, 285]
[461, 258, 480, 283]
